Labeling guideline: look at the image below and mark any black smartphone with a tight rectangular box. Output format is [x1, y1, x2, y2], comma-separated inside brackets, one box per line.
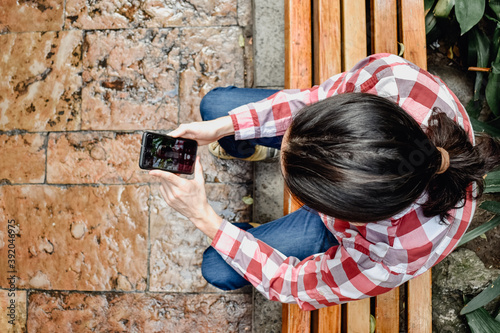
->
[139, 131, 198, 174]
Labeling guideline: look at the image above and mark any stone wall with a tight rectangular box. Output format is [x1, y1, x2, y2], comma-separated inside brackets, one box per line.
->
[0, 1, 255, 332]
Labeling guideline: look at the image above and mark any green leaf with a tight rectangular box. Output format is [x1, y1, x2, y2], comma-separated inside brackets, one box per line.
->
[458, 215, 500, 247]
[370, 314, 376, 333]
[434, 0, 455, 17]
[426, 9, 438, 35]
[242, 195, 254, 205]
[456, 0, 486, 35]
[480, 200, 500, 214]
[468, 28, 490, 101]
[471, 117, 500, 137]
[490, 0, 500, 20]
[485, 170, 500, 193]
[425, 0, 437, 11]
[466, 99, 482, 119]
[486, 54, 500, 117]
[461, 275, 500, 314]
[464, 307, 500, 332]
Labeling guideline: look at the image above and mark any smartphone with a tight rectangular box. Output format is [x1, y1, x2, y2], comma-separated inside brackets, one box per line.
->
[139, 131, 198, 174]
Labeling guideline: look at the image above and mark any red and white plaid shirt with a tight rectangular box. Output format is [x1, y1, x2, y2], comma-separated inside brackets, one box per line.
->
[211, 54, 476, 310]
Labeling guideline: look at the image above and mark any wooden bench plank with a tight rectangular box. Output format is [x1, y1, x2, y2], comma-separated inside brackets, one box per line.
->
[283, 1, 313, 331]
[285, 0, 313, 89]
[344, 299, 371, 333]
[371, 0, 398, 54]
[375, 288, 400, 333]
[398, 0, 427, 69]
[341, 0, 367, 70]
[282, 303, 312, 333]
[312, 306, 341, 333]
[313, 0, 342, 83]
[408, 272, 432, 333]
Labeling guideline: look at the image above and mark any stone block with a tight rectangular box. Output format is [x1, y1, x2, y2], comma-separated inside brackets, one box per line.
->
[81, 29, 180, 131]
[0, 0, 64, 33]
[179, 27, 245, 123]
[0, 185, 149, 291]
[149, 183, 251, 292]
[47, 132, 148, 184]
[254, 161, 284, 223]
[28, 292, 252, 332]
[199, 145, 254, 184]
[0, 290, 27, 333]
[253, 0, 285, 88]
[0, 31, 82, 131]
[65, 0, 238, 30]
[253, 291, 282, 333]
[0, 133, 46, 184]
[238, 0, 252, 27]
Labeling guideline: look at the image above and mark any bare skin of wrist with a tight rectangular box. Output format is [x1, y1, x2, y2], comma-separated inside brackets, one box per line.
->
[213, 115, 235, 140]
[190, 208, 224, 239]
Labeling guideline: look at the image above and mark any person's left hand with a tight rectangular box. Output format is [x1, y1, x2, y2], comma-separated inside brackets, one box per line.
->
[149, 156, 222, 238]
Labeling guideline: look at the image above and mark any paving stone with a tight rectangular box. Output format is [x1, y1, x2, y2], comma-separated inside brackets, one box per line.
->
[0, 290, 27, 333]
[199, 145, 254, 184]
[28, 292, 252, 332]
[253, 291, 282, 333]
[81, 29, 180, 131]
[0, 133, 46, 184]
[238, 0, 252, 27]
[253, 0, 285, 88]
[179, 27, 245, 123]
[65, 0, 238, 30]
[0, 185, 149, 291]
[47, 132, 148, 184]
[254, 161, 284, 223]
[0, 0, 64, 33]
[149, 183, 251, 292]
[0, 31, 82, 131]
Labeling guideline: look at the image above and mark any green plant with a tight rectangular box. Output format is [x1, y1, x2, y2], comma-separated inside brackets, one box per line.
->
[426, 0, 500, 119]
[425, 2, 500, 331]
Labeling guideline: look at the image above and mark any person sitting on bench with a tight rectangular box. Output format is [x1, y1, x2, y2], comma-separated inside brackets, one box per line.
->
[150, 53, 500, 310]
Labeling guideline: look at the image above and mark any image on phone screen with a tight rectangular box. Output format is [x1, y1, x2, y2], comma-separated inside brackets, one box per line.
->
[139, 132, 198, 174]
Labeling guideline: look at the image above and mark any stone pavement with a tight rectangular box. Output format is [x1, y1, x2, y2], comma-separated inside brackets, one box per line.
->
[0, 0, 281, 332]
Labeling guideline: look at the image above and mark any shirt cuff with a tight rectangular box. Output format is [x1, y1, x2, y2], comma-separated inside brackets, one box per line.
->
[211, 219, 245, 258]
[228, 104, 254, 141]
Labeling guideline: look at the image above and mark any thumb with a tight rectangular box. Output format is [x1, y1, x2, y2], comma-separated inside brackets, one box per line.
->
[194, 156, 204, 184]
[168, 126, 186, 138]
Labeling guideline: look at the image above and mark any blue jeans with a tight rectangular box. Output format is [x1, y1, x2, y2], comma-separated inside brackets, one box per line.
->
[200, 86, 282, 158]
[200, 87, 339, 290]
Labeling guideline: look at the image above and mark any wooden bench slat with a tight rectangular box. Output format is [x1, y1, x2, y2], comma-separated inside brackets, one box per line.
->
[341, 0, 367, 70]
[313, 0, 342, 84]
[408, 271, 433, 333]
[375, 288, 400, 333]
[312, 306, 341, 333]
[371, 0, 398, 54]
[284, 0, 313, 89]
[344, 299, 371, 333]
[398, 0, 427, 69]
[282, 304, 312, 333]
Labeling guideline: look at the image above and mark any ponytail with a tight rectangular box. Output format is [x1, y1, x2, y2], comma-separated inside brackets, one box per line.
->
[423, 110, 500, 218]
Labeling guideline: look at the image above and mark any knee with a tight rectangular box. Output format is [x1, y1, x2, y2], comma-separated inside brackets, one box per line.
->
[201, 246, 246, 291]
[200, 86, 235, 121]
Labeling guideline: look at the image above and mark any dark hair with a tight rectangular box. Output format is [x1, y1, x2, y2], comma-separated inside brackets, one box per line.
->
[282, 93, 500, 222]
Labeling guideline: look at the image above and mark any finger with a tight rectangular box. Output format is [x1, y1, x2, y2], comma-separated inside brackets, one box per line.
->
[168, 125, 187, 138]
[149, 169, 184, 187]
[193, 156, 205, 184]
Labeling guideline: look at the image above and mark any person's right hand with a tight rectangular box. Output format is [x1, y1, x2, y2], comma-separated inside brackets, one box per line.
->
[168, 116, 235, 146]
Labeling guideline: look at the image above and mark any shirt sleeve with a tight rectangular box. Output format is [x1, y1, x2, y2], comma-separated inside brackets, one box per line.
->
[228, 53, 471, 141]
[212, 219, 405, 311]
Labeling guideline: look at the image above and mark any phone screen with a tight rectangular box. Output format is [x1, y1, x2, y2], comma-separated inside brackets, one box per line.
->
[139, 132, 198, 174]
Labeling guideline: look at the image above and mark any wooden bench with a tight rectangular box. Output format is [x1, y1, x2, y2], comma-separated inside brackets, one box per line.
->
[282, 0, 431, 332]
